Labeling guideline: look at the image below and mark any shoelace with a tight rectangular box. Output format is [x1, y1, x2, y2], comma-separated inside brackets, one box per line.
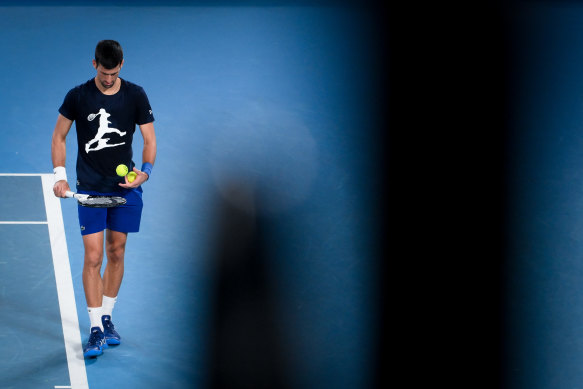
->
[88, 331, 102, 346]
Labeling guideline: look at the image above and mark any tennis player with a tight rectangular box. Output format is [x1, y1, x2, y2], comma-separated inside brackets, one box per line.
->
[51, 40, 157, 358]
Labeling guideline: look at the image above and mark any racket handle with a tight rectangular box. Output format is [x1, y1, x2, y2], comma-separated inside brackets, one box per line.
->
[65, 191, 89, 201]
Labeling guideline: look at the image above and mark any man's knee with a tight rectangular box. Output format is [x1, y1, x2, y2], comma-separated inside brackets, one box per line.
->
[106, 243, 125, 263]
[106, 232, 127, 263]
[84, 248, 104, 268]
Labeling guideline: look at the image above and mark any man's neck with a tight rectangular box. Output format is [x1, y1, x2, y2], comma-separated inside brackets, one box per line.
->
[95, 77, 121, 95]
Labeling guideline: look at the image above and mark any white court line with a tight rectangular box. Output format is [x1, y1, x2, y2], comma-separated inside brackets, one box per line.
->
[41, 174, 89, 389]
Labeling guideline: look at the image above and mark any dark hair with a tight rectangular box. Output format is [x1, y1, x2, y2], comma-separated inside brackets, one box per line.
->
[95, 40, 123, 69]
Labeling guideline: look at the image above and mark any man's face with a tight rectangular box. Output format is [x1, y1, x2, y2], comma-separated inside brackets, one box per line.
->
[93, 60, 123, 90]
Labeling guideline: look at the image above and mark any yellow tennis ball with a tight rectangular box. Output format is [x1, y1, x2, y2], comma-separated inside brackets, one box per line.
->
[116, 164, 128, 177]
[127, 171, 137, 183]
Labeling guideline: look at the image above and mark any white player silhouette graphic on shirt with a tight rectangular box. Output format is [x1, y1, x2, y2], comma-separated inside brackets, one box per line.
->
[85, 108, 126, 153]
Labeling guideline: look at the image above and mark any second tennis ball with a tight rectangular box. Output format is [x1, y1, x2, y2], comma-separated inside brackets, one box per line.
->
[127, 171, 137, 183]
[116, 164, 128, 177]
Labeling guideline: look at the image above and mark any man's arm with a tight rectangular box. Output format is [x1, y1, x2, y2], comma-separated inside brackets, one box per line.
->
[51, 114, 73, 197]
[119, 122, 157, 188]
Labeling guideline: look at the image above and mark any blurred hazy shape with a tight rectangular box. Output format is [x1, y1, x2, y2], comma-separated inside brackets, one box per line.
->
[206, 179, 292, 389]
[208, 101, 318, 216]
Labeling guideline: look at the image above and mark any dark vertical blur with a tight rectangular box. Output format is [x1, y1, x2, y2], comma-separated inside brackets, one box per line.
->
[203, 3, 389, 389]
[206, 182, 291, 389]
[385, 1, 510, 388]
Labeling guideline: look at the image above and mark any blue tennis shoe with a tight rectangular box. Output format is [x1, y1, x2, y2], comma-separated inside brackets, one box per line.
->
[102, 315, 121, 345]
[83, 327, 107, 358]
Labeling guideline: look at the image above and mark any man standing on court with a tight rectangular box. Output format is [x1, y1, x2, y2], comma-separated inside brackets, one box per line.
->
[51, 40, 157, 358]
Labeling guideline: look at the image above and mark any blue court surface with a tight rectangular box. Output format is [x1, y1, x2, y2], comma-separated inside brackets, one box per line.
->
[0, 2, 385, 389]
[501, 2, 583, 389]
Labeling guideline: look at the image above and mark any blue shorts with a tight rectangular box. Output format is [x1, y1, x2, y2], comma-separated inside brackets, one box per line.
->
[77, 188, 143, 235]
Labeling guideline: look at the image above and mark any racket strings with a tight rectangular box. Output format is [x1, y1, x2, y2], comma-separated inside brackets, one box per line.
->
[81, 196, 126, 207]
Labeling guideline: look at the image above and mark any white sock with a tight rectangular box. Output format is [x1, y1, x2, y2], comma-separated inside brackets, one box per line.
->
[88, 307, 103, 331]
[102, 295, 117, 318]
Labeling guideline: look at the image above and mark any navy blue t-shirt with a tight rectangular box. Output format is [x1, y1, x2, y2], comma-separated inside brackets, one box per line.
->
[59, 78, 154, 193]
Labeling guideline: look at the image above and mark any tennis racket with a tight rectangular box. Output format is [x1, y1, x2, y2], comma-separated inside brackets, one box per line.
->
[65, 191, 126, 208]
